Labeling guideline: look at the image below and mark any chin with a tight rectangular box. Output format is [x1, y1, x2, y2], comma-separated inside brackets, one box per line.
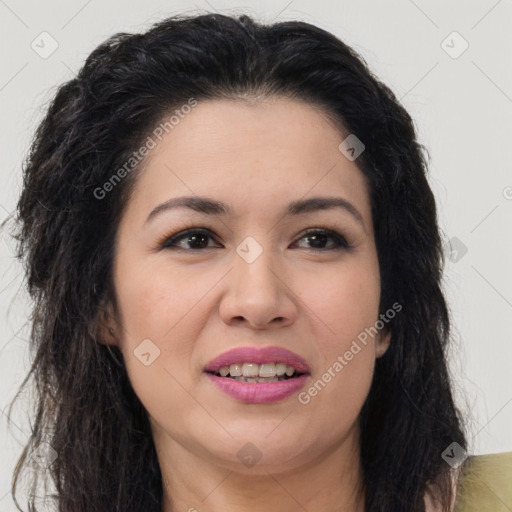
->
[203, 430, 313, 474]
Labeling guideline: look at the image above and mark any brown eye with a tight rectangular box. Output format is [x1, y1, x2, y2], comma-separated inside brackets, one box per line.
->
[161, 229, 220, 250]
[292, 229, 351, 251]
[159, 227, 351, 252]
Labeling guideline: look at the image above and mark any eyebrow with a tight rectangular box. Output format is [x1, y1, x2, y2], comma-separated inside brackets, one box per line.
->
[145, 195, 365, 228]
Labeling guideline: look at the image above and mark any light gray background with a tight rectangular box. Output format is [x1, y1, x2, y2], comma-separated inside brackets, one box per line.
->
[1, 0, 511, 509]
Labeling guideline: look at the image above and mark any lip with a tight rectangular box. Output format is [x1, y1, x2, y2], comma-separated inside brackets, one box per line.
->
[203, 345, 311, 404]
[203, 345, 311, 374]
[205, 372, 310, 404]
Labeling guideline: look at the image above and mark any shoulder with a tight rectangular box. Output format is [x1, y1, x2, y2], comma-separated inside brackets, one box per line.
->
[453, 451, 512, 512]
[424, 452, 512, 512]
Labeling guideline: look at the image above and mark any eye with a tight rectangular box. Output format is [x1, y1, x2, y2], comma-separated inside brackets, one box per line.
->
[291, 228, 351, 251]
[159, 227, 351, 252]
[159, 228, 220, 251]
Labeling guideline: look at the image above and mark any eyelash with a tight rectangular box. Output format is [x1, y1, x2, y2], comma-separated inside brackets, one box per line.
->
[157, 226, 352, 252]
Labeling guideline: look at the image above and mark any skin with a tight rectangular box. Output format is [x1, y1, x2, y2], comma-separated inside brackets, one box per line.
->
[101, 97, 392, 512]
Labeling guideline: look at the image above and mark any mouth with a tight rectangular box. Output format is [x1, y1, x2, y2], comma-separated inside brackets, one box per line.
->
[204, 345, 311, 374]
[205, 362, 307, 382]
[203, 346, 311, 403]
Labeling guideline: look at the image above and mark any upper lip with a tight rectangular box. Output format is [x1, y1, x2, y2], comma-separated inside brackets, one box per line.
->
[204, 345, 311, 374]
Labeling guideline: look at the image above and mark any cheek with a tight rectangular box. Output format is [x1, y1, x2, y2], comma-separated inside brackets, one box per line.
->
[111, 257, 214, 407]
[111, 259, 211, 422]
[297, 256, 380, 406]
[296, 272, 379, 439]
[114, 258, 208, 344]
[300, 346, 375, 441]
[302, 257, 381, 351]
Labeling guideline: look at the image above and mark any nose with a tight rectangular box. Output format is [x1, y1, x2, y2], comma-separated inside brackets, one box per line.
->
[218, 244, 298, 330]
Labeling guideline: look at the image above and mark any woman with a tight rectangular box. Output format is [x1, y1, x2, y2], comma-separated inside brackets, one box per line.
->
[7, 11, 500, 512]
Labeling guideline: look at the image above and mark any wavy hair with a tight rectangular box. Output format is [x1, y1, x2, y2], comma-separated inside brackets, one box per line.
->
[6, 12, 466, 512]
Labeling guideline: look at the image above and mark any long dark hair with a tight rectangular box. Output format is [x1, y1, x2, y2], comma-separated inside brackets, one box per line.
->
[6, 12, 466, 511]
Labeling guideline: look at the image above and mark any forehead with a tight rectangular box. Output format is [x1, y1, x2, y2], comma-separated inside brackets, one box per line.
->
[124, 97, 372, 228]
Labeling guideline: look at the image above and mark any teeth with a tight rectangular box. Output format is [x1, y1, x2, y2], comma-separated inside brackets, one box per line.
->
[285, 366, 295, 377]
[275, 363, 287, 376]
[215, 362, 299, 379]
[229, 363, 243, 377]
[242, 363, 260, 377]
[258, 377, 279, 382]
[259, 363, 276, 377]
[236, 376, 283, 383]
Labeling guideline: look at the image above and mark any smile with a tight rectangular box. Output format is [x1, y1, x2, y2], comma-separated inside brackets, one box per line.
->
[209, 362, 303, 381]
[205, 372, 310, 403]
[204, 346, 311, 403]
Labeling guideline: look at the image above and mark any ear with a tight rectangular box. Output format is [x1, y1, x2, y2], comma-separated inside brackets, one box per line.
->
[94, 299, 119, 346]
[375, 326, 391, 358]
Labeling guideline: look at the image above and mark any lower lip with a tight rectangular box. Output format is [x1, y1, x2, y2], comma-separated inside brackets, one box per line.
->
[205, 373, 309, 404]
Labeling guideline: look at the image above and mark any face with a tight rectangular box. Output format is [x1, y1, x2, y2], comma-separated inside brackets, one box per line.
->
[104, 97, 391, 475]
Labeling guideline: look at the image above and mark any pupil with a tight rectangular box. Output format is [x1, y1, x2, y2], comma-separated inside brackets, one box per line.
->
[308, 234, 327, 249]
[189, 233, 208, 249]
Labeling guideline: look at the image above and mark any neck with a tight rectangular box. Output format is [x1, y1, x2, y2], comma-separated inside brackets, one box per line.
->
[157, 427, 365, 512]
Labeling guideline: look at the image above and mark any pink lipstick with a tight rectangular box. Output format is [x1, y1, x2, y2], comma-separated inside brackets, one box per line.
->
[204, 346, 311, 404]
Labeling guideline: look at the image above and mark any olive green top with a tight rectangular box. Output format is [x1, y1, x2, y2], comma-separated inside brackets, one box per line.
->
[454, 452, 512, 511]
